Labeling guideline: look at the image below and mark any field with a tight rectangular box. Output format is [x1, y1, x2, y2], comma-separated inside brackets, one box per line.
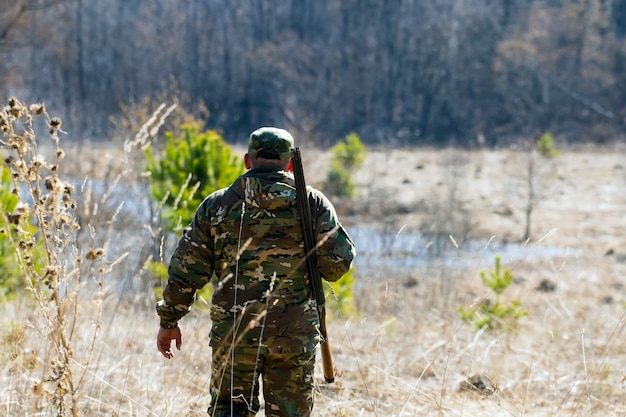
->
[1, 127, 626, 416]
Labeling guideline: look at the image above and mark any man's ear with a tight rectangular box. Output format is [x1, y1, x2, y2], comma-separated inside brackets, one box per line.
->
[244, 153, 252, 169]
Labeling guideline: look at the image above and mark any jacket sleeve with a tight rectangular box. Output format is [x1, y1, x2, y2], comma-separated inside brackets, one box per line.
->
[156, 198, 216, 329]
[310, 188, 356, 282]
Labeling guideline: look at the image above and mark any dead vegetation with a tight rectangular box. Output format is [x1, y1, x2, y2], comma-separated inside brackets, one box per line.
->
[1, 99, 625, 416]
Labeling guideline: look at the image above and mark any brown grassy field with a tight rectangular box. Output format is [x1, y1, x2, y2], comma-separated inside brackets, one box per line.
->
[1, 115, 625, 416]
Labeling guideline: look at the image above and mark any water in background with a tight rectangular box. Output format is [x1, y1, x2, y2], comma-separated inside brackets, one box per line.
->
[347, 224, 573, 282]
[70, 178, 573, 291]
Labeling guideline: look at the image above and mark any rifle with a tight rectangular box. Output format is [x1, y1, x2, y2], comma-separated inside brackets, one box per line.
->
[291, 147, 335, 383]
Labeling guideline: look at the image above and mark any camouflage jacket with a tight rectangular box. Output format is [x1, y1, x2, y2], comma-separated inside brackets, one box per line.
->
[156, 167, 355, 352]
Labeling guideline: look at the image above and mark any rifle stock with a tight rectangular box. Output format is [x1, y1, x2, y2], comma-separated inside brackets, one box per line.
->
[291, 147, 335, 383]
[318, 308, 334, 383]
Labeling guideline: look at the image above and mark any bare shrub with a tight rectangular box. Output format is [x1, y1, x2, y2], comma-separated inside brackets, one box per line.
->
[422, 148, 473, 254]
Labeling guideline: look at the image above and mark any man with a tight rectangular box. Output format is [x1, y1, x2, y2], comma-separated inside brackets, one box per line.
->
[156, 127, 356, 417]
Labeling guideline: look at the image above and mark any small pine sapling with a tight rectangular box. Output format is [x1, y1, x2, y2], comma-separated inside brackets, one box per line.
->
[459, 256, 528, 332]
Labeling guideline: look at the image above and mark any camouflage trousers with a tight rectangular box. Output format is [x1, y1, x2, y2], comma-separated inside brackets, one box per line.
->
[207, 345, 316, 417]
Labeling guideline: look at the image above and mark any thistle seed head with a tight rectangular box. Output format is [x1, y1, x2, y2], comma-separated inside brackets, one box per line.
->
[29, 103, 45, 116]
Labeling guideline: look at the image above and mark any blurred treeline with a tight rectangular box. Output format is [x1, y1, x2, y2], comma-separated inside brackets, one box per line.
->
[2, 0, 626, 146]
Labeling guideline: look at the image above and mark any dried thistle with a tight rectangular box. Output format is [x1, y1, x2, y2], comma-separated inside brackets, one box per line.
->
[85, 248, 106, 261]
[29, 103, 46, 116]
[15, 203, 29, 216]
[7, 97, 25, 118]
[7, 213, 21, 225]
[49, 117, 62, 134]
[43, 266, 60, 288]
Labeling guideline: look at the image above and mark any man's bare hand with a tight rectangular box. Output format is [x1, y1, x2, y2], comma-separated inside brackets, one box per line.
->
[157, 327, 182, 359]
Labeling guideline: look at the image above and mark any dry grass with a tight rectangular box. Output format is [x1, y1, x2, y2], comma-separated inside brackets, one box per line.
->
[1, 98, 625, 416]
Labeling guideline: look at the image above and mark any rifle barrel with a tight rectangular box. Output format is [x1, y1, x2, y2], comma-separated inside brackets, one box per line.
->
[291, 147, 334, 383]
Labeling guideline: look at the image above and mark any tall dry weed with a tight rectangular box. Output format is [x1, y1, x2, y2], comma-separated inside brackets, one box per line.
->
[0, 97, 172, 416]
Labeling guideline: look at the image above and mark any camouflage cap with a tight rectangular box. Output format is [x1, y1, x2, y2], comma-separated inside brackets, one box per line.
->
[248, 127, 294, 160]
